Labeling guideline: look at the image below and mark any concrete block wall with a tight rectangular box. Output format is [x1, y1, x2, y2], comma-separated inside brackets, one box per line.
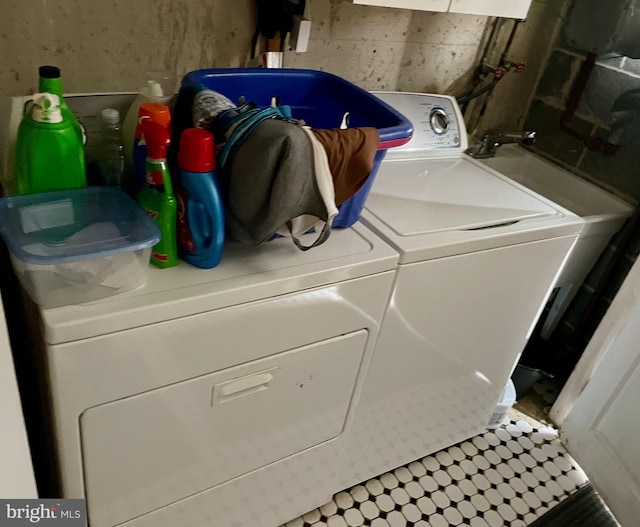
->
[0, 0, 489, 96]
[0, 0, 257, 95]
[285, 2, 488, 94]
[464, 0, 572, 136]
[526, 52, 640, 201]
[522, 0, 640, 368]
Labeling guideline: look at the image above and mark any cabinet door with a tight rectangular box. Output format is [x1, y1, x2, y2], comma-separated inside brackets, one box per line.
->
[449, 0, 532, 18]
[353, 0, 450, 12]
[0, 300, 37, 498]
[353, 0, 532, 18]
[560, 256, 640, 527]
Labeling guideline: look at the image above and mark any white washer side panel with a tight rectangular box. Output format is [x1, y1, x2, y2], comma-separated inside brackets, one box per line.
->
[344, 235, 578, 486]
[46, 272, 396, 516]
[541, 217, 628, 339]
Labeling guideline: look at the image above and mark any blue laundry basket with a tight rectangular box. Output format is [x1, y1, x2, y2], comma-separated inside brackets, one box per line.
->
[181, 68, 413, 228]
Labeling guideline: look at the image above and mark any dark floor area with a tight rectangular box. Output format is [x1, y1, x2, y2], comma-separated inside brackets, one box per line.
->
[529, 484, 620, 527]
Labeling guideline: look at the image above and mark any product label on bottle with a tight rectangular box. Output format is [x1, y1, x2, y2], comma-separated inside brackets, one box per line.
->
[145, 209, 158, 221]
[177, 188, 196, 252]
[145, 209, 165, 262]
[145, 169, 165, 192]
[151, 250, 168, 262]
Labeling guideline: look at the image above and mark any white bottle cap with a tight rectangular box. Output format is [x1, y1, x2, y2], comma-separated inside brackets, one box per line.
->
[100, 107, 121, 126]
[31, 92, 63, 123]
[143, 80, 165, 98]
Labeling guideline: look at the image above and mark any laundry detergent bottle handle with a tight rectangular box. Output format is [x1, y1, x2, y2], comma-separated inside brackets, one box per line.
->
[38, 65, 85, 144]
[15, 92, 86, 195]
[123, 77, 175, 178]
[177, 128, 225, 269]
[136, 120, 178, 268]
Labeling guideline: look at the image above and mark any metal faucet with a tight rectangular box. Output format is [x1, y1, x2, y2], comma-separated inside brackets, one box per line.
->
[469, 130, 537, 159]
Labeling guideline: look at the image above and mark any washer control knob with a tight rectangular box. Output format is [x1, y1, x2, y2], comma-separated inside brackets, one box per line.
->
[430, 108, 449, 135]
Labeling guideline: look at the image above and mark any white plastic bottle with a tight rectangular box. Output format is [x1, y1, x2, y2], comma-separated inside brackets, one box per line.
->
[99, 108, 125, 188]
[122, 79, 174, 177]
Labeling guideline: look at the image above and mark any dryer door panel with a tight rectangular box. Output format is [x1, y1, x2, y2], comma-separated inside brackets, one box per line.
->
[80, 330, 367, 527]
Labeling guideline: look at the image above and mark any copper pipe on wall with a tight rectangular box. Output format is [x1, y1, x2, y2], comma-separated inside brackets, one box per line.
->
[560, 52, 596, 127]
[477, 20, 522, 126]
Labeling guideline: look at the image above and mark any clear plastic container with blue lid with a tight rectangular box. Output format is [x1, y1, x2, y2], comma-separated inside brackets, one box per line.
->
[0, 187, 160, 307]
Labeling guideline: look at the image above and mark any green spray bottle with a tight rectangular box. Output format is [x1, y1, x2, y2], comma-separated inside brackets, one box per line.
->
[136, 120, 178, 268]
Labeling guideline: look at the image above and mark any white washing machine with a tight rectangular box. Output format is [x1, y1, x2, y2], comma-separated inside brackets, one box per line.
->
[343, 92, 585, 485]
[31, 225, 398, 527]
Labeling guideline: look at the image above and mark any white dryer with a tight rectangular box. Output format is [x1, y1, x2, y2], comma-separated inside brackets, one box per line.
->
[344, 92, 584, 486]
[31, 225, 398, 527]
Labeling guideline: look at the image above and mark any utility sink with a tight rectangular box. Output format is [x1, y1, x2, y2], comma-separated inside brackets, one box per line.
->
[478, 145, 634, 221]
[473, 144, 635, 339]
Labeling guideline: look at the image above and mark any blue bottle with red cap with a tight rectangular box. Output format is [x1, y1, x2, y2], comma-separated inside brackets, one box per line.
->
[176, 128, 225, 269]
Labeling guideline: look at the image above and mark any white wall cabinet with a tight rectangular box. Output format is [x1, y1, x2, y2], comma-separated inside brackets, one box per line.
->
[354, 0, 532, 19]
[449, 0, 532, 18]
[354, 0, 449, 11]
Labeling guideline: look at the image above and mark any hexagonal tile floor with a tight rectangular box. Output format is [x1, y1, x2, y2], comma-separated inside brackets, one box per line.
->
[281, 410, 588, 527]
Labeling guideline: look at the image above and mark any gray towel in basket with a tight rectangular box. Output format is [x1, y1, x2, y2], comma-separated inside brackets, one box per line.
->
[220, 118, 332, 250]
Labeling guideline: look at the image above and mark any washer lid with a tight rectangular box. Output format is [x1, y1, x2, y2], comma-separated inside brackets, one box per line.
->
[366, 157, 555, 236]
[362, 156, 584, 264]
